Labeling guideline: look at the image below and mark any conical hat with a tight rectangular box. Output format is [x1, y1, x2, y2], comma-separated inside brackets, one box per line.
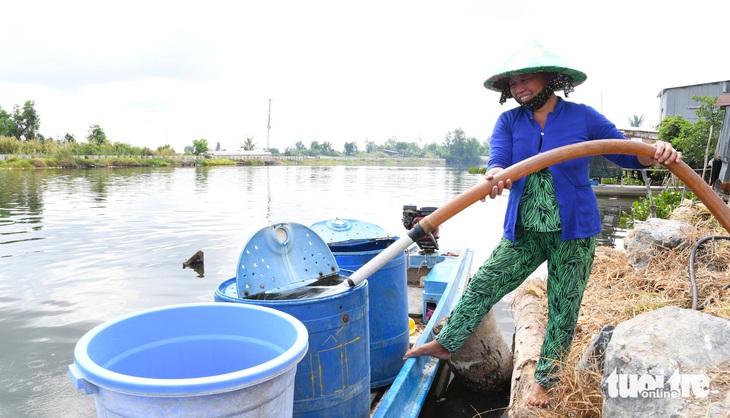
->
[483, 41, 587, 92]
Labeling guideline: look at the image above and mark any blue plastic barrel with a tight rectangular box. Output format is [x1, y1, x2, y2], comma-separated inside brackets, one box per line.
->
[215, 278, 370, 418]
[329, 239, 409, 388]
[68, 303, 309, 418]
[311, 219, 409, 388]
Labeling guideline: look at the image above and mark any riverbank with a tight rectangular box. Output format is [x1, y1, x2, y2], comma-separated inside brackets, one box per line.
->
[0, 154, 447, 169]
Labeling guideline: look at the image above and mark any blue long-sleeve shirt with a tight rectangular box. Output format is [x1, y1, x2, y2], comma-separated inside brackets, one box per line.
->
[487, 97, 647, 242]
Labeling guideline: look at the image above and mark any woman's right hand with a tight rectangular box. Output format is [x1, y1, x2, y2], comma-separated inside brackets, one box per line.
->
[481, 167, 511, 201]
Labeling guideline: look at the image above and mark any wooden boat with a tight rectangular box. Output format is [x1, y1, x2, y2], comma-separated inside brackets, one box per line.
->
[370, 243, 474, 418]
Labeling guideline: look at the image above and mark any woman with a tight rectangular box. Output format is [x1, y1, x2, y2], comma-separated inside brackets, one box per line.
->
[404, 41, 682, 408]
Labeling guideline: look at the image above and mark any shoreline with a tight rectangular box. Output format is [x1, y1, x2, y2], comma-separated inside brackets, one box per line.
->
[0, 154, 449, 169]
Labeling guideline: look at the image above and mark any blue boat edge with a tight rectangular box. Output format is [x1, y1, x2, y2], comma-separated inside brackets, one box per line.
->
[371, 246, 474, 418]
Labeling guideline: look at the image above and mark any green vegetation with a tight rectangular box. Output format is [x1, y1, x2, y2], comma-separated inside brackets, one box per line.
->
[198, 158, 237, 166]
[627, 114, 645, 127]
[618, 170, 645, 186]
[1, 97, 491, 168]
[657, 95, 725, 170]
[621, 189, 697, 228]
[277, 128, 488, 165]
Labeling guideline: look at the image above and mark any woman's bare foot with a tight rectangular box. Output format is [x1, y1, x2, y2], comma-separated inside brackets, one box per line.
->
[526, 382, 550, 408]
[403, 340, 451, 360]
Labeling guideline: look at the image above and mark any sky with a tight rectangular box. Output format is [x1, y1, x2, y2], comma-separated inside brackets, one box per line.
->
[1, 0, 728, 153]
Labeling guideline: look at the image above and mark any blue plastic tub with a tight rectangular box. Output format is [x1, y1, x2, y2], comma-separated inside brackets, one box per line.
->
[69, 302, 308, 418]
[215, 278, 370, 418]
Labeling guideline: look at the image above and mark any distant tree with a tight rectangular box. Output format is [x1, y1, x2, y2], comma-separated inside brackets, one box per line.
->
[184, 145, 194, 154]
[0, 106, 17, 138]
[443, 128, 482, 165]
[320, 141, 335, 156]
[627, 114, 645, 127]
[242, 136, 256, 151]
[308, 140, 322, 156]
[383, 136, 399, 150]
[657, 115, 689, 142]
[423, 141, 446, 157]
[294, 141, 306, 152]
[13, 100, 41, 141]
[157, 144, 175, 155]
[283, 146, 297, 156]
[215, 142, 221, 151]
[365, 140, 378, 153]
[87, 123, 107, 145]
[480, 139, 490, 156]
[344, 141, 357, 155]
[62, 133, 76, 143]
[192, 138, 209, 155]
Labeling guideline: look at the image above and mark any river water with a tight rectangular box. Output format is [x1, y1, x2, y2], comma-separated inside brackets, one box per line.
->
[0, 165, 635, 417]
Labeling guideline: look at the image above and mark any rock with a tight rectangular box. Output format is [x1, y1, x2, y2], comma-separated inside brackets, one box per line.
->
[578, 324, 615, 373]
[601, 306, 730, 417]
[623, 218, 695, 269]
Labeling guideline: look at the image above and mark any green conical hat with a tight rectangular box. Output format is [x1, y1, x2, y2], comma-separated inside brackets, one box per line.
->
[483, 40, 587, 92]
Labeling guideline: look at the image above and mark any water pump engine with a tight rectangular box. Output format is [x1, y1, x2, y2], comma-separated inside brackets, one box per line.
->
[402, 205, 440, 253]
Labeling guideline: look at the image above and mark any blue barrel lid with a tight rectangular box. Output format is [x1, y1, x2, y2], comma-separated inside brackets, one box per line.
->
[310, 218, 392, 245]
[235, 222, 339, 298]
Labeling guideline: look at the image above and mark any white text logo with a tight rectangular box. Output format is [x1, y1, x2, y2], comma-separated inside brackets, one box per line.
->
[605, 369, 710, 399]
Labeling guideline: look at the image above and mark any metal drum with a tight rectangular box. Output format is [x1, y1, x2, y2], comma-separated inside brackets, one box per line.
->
[215, 222, 371, 418]
[311, 218, 409, 388]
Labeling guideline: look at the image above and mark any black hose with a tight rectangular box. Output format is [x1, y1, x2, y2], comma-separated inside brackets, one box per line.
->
[689, 235, 730, 310]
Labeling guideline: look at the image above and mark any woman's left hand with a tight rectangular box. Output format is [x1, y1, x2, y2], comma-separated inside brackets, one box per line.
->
[639, 141, 682, 166]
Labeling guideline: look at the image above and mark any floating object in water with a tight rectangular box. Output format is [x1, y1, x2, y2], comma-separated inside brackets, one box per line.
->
[182, 250, 204, 268]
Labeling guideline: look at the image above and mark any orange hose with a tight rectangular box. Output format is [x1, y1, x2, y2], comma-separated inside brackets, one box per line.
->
[418, 140, 730, 235]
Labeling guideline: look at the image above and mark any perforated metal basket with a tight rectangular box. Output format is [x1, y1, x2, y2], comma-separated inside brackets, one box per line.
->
[235, 222, 340, 298]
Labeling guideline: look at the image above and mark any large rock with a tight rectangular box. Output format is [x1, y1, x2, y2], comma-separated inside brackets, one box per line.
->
[601, 306, 730, 417]
[623, 218, 695, 269]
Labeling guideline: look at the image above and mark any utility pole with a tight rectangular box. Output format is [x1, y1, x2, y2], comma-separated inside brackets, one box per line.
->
[266, 99, 272, 151]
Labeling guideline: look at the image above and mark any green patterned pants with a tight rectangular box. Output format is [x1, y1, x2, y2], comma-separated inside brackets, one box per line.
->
[436, 224, 596, 388]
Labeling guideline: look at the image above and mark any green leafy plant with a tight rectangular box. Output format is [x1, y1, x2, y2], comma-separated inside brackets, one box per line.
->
[620, 189, 696, 227]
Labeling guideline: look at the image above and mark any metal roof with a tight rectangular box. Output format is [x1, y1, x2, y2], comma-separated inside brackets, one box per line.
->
[716, 93, 730, 107]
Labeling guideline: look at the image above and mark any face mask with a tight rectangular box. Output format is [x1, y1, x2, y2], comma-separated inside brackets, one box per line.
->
[517, 85, 554, 111]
